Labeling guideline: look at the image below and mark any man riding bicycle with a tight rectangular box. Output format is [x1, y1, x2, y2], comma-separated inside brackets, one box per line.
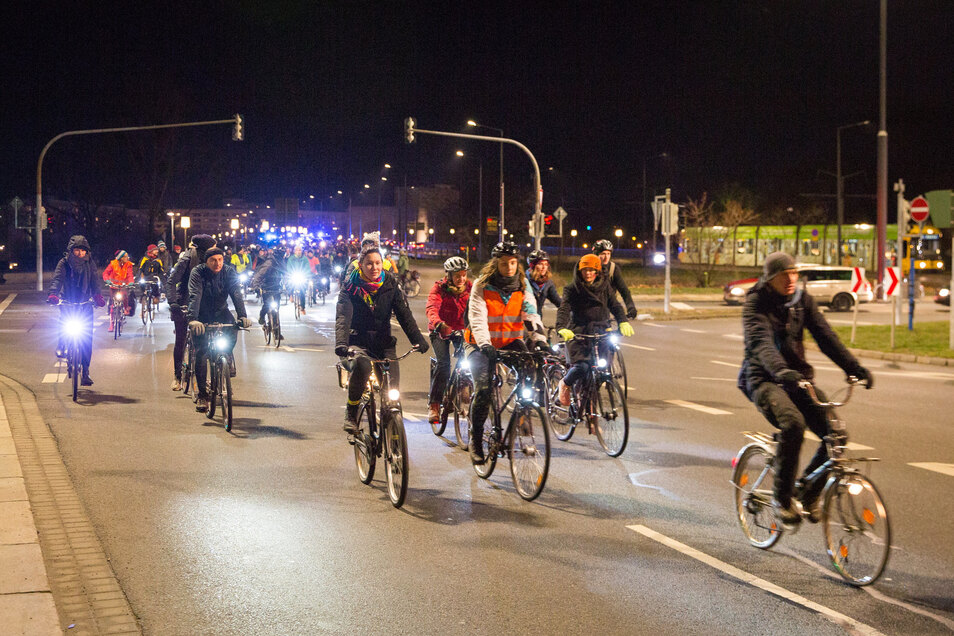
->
[739, 252, 873, 526]
[465, 241, 548, 463]
[592, 239, 637, 320]
[187, 247, 253, 412]
[250, 248, 286, 325]
[167, 234, 216, 391]
[426, 256, 472, 424]
[286, 245, 311, 314]
[138, 244, 165, 303]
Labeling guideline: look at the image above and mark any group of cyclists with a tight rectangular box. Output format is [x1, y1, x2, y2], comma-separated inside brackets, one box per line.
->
[46, 226, 875, 530]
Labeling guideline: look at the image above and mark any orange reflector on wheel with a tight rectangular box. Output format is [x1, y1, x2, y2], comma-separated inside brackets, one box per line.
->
[863, 508, 875, 525]
[840, 545, 849, 558]
[739, 474, 749, 487]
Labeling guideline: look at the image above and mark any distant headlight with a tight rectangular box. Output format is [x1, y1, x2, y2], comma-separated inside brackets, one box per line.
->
[334, 265, 342, 273]
[139, 277, 145, 284]
[730, 287, 745, 296]
[114, 292, 123, 300]
[918, 262, 926, 269]
[939, 289, 950, 298]
[321, 277, 328, 284]
[215, 336, 229, 351]
[653, 253, 666, 265]
[387, 388, 400, 401]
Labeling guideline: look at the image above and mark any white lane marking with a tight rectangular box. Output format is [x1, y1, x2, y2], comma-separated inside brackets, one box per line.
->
[403, 412, 428, 422]
[710, 360, 739, 368]
[722, 333, 745, 341]
[812, 363, 954, 381]
[690, 376, 737, 382]
[641, 322, 666, 328]
[619, 343, 656, 351]
[54, 361, 67, 368]
[804, 431, 874, 451]
[909, 462, 954, 477]
[627, 525, 885, 636]
[664, 399, 731, 415]
[0, 293, 17, 317]
[626, 386, 638, 393]
[42, 373, 66, 383]
[671, 302, 694, 310]
[96, 316, 109, 323]
[680, 328, 706, 334]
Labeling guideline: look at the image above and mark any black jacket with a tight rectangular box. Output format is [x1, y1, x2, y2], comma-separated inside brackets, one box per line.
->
[187, 264, 247, 324]
[250, 253, 285, 292]
[167, 246, 209, 307]
[556, 267, 627, 334]
[50, 235, 102, 303]
[335, 271, 426, 354]
[739, 281, 861, 399]
[526, 271, 562, 311]
[603, 261, 637, 318]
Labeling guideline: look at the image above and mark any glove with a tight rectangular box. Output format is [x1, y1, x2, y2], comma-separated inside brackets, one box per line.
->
[532, 340, 549, 352]
[335, 345, 350, 357]
[480, 344, 497, 363]
[47, 294, 59, 305]
[238, 317, 253, 329]
[619, 322, 634, 338]
[93, 294, 106, 308]
[626, 308, 638, 320]
[777, 369, 804, 389]
[853, 367, 874, 389]
[188, 321, 205, 336]
[437, 322, 453, 338]
[415, 339, 430, 354]
[558, 328, 575, 342]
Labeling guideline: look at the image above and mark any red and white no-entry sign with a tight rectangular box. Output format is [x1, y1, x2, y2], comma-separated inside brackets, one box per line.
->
[911, 196, 930, 223]
[883, 267, 901, 297]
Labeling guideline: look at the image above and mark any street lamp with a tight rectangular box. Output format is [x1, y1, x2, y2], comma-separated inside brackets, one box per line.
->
[570, 228, 578, 253]
[467, 119, 505, 241]
[166, 211, 176, 246]
[614, 228, 623, 249]
[836, 120, 871, 265]
[180, 216, 191, 246]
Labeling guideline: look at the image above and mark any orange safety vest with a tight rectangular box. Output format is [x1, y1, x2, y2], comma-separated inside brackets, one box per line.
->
[466, 288, 525, 348]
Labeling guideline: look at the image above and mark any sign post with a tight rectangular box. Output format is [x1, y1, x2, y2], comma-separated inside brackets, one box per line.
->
[883, 266, 901, 348]
[656, 189, 678, 314]
[849, 267, 865, 344]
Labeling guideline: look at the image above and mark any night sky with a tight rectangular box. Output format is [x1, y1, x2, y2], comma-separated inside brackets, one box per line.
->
[3, 1, 953, 229]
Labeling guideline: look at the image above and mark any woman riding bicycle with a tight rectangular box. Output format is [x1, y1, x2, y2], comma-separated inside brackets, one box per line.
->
[102, 249, 136, 329]
[526, 249, 561, 313]
[465, 241, 548, 463]
[335, 242, 429, 434]
[554, 253, 634, 408]
[425, 256, 472, 424]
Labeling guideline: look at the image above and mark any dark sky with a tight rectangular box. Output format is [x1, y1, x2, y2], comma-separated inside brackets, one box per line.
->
[3, 1, 953, 226]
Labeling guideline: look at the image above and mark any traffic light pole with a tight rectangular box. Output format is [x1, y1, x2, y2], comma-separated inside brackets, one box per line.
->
[35, 115, 242, 291]
[404, 120, 544, 250]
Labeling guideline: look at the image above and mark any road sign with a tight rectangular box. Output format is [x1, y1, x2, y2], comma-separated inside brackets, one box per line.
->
[850, 267, 865, 293]
[553, 206, 567, 221]
[883, 266, 901, 297]
[910, 196, 930, 223]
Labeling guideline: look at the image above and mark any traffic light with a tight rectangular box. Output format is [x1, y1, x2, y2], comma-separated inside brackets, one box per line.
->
[232, 114, 244, 141]
[544, 215, 553, 231]
[404, 117, 416, 144]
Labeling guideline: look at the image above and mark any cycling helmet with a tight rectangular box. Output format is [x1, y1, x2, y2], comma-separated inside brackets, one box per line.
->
[443, 256, 469, 273]
[527, 249, 549, 266]
[592, 239, 614, 254]
[491, 241, 520, 258]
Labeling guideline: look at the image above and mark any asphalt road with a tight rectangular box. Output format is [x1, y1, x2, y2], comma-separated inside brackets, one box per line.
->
[1, 287, 952, 635]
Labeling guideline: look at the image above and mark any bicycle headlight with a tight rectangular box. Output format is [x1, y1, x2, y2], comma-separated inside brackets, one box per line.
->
[138, 277, 145, 284]
[387, 388, 401, 401]
[239, 273, 249, 283]
[551, 344, 560, 353]
[596, 358, 607, 368]
[459, 359, 470, 371]
[321, 277, 328, 284]
[215, 336, 229, 351]
[114, 292, 123, 300]
[64, 319, 84, 337]
[521, 388, 533, 400]
[334, 265, 342, 273]
[848, 481, 864, 496]
[270, 301, 278, 310]
[291, 273, 306, 287]
[609, 334, 619, 345]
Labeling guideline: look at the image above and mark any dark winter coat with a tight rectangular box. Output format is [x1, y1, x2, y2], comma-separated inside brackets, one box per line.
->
[167, 246, 209, 308]
[249, 253, 286, 292]
[603, 261, 637, 318]
[739, 280, 861, 399]
[50, 235, 102, 303]
[335, 271, 427, 355]
[556, 268, 627, 364]
[186, 264, 247, 324]
[526, 271, 561, 312]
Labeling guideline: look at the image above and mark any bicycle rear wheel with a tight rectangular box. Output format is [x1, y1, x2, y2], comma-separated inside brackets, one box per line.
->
[406, 279, 421, 298]
[508, 405, 551, 501]
[148, 297, 156, 322]
[294, 298, 301, 320]
[384, 411, 409, 508]
[453, 374, 474, 449]
[594, 379, 629, 457]
[545, 364, 575, 441]
[732, 444, 782, 549]
[822, 473, 890, 586]
[263, 318, 272, 345]
[354, 403, 376, 484]
[272, 311, 282, 347]
[611, 350, 628, 398]
[112, 306, 121, 339]
[222, 362, 233, 432]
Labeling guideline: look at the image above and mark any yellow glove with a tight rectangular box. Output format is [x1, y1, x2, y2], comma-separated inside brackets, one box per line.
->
[558, 329, 575, 342]
[619, 322, 634, 337]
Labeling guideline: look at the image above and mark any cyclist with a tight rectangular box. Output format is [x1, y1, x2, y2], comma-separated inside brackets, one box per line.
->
[526, 249, 561, 313]
[554, 253, 634, 408]
[167, 234, 216, 391]
[286, 245, 311, 314]
[592, 239, 637, 320]
[47, 235, 106, 386]
[187, 247, 253, 412]
[137, 244, 165, 305]
[425, 256, 472, 424]
[103, 249, 136, 330]
[465, 241, 549, 462]
[156, 241, 173, 285]
[739, 252, 873, 526]
[250, 247, 286, 326]
[335, 242, 429, 434]
[230, 246, 250, 274]
[343, 232, 395, 280]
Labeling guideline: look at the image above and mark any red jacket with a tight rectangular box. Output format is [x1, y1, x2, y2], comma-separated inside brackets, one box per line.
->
[426, 278, 471, 332]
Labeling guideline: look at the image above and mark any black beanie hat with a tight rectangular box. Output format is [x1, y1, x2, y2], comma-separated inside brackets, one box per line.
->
[204, 247, 225, 260]
[762, 251, 796, 281]
[192, 234, 216, 251]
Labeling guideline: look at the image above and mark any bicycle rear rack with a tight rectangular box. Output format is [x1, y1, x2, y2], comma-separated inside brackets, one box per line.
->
[741, 431, 777, 447]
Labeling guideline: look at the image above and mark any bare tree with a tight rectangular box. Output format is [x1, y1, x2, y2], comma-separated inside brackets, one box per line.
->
[682, 193, 757, 286]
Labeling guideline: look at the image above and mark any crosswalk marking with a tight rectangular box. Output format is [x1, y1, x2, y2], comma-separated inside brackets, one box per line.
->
[0, 293, 17, 317]
[664, 399, 731, 415]
[42, 373, 65, 383]
[671, 302, 694, 310]
[909, 462, 954, 477]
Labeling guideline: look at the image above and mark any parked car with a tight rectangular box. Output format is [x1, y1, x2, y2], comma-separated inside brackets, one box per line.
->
[723, 264, 873, 311]
[936, 287, 951, 306]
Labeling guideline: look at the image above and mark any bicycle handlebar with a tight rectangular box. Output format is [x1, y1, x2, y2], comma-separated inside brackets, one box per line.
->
[799, 377, 860, 408]
[56, 299, 94, 306]
[346, 345, 422, 363]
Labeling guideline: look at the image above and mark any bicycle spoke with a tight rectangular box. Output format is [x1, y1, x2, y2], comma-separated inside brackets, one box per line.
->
[509, 406, 550, 501]
[823, 474, 891, 585]
[732, 445, 782, 549]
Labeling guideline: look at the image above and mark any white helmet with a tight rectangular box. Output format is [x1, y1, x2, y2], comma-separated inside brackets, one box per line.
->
[443, 256, 469, 273]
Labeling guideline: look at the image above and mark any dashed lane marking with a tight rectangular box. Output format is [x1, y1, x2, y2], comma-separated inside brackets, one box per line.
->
[664, 399, 731, 415]
[710, 360, 739, 367]
[403, 411, 428, 423]
[722, 333, 745, 341]
[909, 462, 954, 477]
[641, 322, 666, 328]
[680, 328, 706, 333]
[690, 376, 737, 382]
[41, 373, 66, 383]
[619, 343, 656, 351]
[0, 293, 17, 317]
[627, 524, 885, 636]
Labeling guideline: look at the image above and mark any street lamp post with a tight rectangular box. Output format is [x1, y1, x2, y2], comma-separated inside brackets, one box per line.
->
[467, 120, 504, 242]
[643, 152, 669, 262]
[180, 216, 191, 247]
[614, 228, 623, 249]
[836, 120, 871, 265]
[167, 211, 175, 247]
[570, 229, 578, 253]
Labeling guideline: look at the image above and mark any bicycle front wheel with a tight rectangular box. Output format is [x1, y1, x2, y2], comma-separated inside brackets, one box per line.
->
[384, 411, 409, 508]
[354, 403, 376, 484]
[611, 350, 628, 398]
[472, 399, 499, 479]
[732, 444, 782, 549]
[594, 379, 629, 457]
[453, 374, 474, 449]
[141, 299, 148, 324]
[222, 362, 233, 432]
[148, 297, 156, 322]
[206, 361, 217, 419]
[406, 279, 421, 298]
[508, 405, 551, 501]
[272, 312, 282, 347]
[545, 364, 575, 441]
[822, 473, 891, 586]
[70, 348, 79, 402]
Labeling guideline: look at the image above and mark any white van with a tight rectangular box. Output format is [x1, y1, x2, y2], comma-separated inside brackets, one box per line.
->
[796, 264, 873, 311]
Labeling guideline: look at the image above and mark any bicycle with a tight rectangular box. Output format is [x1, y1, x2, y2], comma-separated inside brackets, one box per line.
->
[337, 346, 420, 508]
[57, 299, 93, 402]
[470, 349, 552, 501]
[315, 275, 330, 305]
[430, 331, 474, 448]
[731, 377, 890, 586]
[138, 276, 161, 324]
[546, 332, 629, 457]
[181, 330, 198, 403]
[260, 290, 283, 347]
[108, 284, 134, 339]
[200, 322, 247, 432]
[289, 272, 308, 320]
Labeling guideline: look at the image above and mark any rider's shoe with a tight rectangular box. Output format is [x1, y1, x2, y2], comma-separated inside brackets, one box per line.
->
[795, 479, 823, 524]
[107, 323, 114, 332]
[343, 403, 359, 434]
[55, 348, 67, 359]
[80, 371, 94, 386]
[772, 498, 802, 530]
[428, 403, 441, 423]
[300, 308, 306, 315]
[171, 378, 182, 391]
[195, 396, 208, 412]
[469, 438, 485, 464]
[258, 315, 265, 325]
[558, 379, 571, 406]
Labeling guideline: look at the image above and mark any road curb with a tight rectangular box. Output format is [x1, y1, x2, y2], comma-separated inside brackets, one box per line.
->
[803, 342, 954, 367]
[0, 374, 141, 635]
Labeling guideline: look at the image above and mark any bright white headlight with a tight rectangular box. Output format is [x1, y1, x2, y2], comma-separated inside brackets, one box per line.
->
[521, 388, 533, 400]
[334, 265, 342, 273]
[848, 482, 864, 496]
[596, 358, 607, 368]
[114, 293, 122, 300]
[551, 344, 560, 353]
[459, 359, 470, 371]
[387, 388, 401, 401]
[291, 274, 306, 286]
[215, 336, 229, 351]
[139, 277, 145, 284]
[64, 319, 84, 337]
[940, 288, 950, 298]
[653, 253, 666, 265]
[270, 302, 278, 310]
[609, 334, 619, 345]
[730, 287, 745, 296]
[321, 278, 328, 284]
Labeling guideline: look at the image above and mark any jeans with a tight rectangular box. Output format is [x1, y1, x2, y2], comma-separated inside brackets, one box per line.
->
[347, 346, 398, 405]
[194, 330, 237, 398]
[467, 340, 527, 439]
[753, 382, 832, 506]
[428, 334, 463, 404]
